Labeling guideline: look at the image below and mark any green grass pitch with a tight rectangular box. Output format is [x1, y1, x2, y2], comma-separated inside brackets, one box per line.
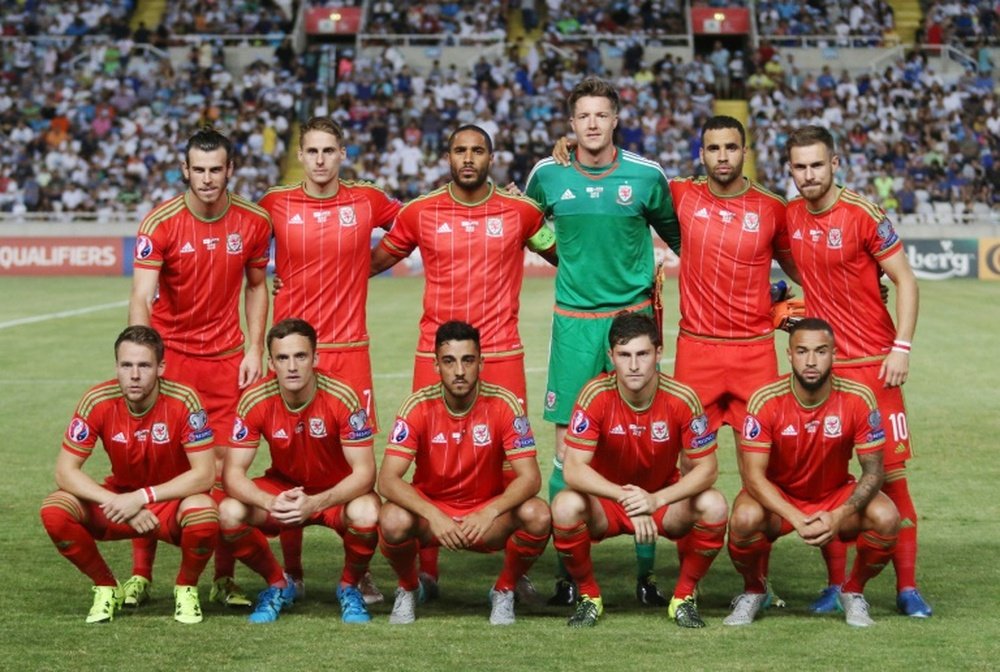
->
[1, 276, 998, 671]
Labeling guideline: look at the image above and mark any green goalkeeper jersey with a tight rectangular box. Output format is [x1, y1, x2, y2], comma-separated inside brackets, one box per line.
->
[525, 148, 680, 312]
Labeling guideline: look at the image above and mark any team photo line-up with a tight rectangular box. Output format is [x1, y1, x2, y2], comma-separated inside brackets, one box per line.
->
[40, 76, 931, 630]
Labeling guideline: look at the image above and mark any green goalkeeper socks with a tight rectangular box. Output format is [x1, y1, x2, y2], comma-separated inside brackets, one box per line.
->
[549, 459, 569, 579]
[635, 539, 656, 578]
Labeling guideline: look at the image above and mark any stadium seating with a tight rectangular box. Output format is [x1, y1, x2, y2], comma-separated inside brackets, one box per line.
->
[1, 0, 995, 220]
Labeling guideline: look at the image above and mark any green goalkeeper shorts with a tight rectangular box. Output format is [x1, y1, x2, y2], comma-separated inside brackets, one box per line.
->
[543, 304, 652, 424]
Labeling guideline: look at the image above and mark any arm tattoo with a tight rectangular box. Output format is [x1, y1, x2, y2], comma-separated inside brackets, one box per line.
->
[846, 451, 885, 513]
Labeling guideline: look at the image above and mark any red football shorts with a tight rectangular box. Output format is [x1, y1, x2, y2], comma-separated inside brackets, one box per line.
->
[411, 489, 503, 553]
[413, 351, 527, 412]
[316, 345, 379, 433]
[834, 361, 912, 467]
[673, 332, 778, 435]
[595, 497, 672, 540]
[249, 475, 347, 535]
[162, 348, 241, 445]
[767, 481, 859, 538]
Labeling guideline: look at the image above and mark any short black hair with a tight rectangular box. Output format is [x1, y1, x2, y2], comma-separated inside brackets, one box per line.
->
[435, 320, 481, 350]
[788, 316, 835, 340]
[267, 318, 318, 353]
[701, 115, 746, 146]
[115, 325, 164, 363]
[185, 127, 234, 165]
[447, 124, 493, 154]
[608, 312, 661, 349]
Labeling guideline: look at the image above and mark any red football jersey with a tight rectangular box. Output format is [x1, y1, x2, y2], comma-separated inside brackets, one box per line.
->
[230, 372, 374, 493]
[741, 375, 885, 501]
[62, 379, 214, 491]
[260, 181, 401, 348]
[671, 177, 789, 339]
[134, 193, 272, 357]
[378, 184, 544, 354]
[785, 188, 902, 362]
[385, 382, 537, 509]
[565, 372, 717, 491]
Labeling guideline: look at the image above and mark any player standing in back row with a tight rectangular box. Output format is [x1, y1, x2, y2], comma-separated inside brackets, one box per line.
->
[127, 128, 272, 610]
[784, 125, 930, 618]
[525, 77, 681, 607]
[260, 116, 400, 603]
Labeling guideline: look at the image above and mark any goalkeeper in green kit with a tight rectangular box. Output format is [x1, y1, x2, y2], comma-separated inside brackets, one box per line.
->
[525, 77, 681, 608]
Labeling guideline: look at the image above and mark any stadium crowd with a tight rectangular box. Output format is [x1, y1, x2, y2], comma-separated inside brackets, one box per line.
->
[0, 0, 996, 218]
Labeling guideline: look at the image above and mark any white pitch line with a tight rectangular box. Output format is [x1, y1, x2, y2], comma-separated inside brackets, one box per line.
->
[0, 300, 128, 330]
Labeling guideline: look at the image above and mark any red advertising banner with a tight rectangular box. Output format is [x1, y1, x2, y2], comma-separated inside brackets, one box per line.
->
[690, 7, 751, 34]
[305, 6, 362, 35]
[0, 237, 122, 276]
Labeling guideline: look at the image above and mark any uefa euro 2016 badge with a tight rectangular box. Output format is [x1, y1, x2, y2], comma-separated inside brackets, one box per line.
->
[135, 235, 154, 260]
[339, 206, 357, 227]
[68, 418, 90, 443]
[742, 212, 760, 232]
[232, 417, 249, 442]
[472, 423, 491, 446]
[823, 415, 842, 438]
[571, 410, 589, 435]
[486, 217, 503, 237]
[390, 419, 409, 443]
[616, 184, 633, 205]
[743, 415, 762, 441]
[827, 228, 843, 249]
[226, 232, 243, 254]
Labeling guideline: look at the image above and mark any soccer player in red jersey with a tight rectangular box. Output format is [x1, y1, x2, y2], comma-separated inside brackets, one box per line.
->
[219, 318, 379, 623]
[127, 128, 272, 610]
[551, 312, 727, 628]
[550, 115, 798, 608]
[671, 116, 800, 445]
[260, 116, 400, 603]
[40, 326, 219, 624]
[371, 124, 554, 405]
[371, 124, 555, 598]
[377, 321, 551, 625]
[784, 125, 930, 618]
[724, 318, 899, 627]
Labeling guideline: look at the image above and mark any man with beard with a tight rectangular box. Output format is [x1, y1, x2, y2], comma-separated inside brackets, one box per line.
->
[724, 318, 899, 628]
[377, 321, 550, 626]
[127, 128, 272, 610]
[371, 125, 555, 600]
[784, 125, 930, 618]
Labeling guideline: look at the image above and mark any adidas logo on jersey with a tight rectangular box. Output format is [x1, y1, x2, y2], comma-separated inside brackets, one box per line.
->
[432, 432, 447, 444]
[273, 428, 288, 439]
[609, 424, 626, 435]
[792, 230, 803, 240]
[112, 432, 127, 443]
[180, 242, 196, 253]
[781, 424, 798, 436]
[695, 208, 709, 219]
[560, 189, 575, 200]
[288, 213, 304, 225]
[437, 222, 452, 234]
